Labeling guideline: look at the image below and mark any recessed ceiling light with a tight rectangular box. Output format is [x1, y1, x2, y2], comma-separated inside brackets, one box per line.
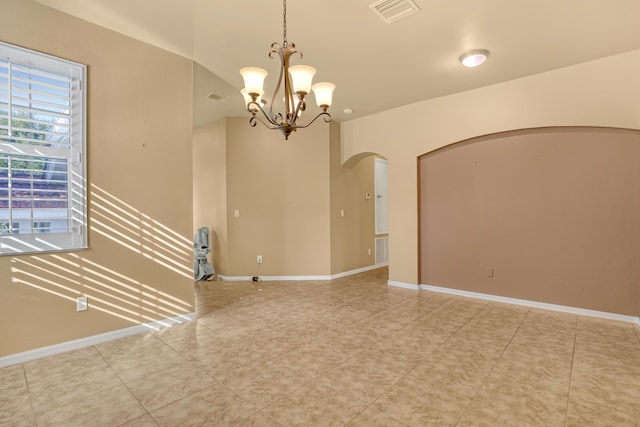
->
[459, 49, 490, 68]
[344, 108, 353, 114]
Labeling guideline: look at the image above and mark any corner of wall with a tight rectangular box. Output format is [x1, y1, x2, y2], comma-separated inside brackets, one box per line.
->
[193, 118, 229, 275]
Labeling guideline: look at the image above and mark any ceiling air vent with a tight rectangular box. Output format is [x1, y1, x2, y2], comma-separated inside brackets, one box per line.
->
[370, 0, 420, 24]
[207, 91, 229, 101]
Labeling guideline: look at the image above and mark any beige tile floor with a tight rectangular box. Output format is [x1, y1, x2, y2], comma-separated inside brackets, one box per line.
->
[2, 267, 640, 426]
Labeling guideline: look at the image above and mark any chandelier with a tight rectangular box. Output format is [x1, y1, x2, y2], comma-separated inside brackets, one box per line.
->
[239, 0, 335, 140]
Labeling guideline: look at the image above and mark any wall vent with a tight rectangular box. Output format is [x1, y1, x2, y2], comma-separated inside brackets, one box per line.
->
[375, 237, 389, 264]
[370, 0, 420, 24]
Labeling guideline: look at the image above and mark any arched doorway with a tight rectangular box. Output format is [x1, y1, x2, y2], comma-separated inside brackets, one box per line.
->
[332, 152, 389, 276]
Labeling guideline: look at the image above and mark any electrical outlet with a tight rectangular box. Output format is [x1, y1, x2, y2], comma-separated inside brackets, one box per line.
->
[257, 255, 263, 263]
[76, 296, 88, 312]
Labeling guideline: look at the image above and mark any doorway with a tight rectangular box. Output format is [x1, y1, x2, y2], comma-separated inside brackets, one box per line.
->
[374, 158, 389, 264]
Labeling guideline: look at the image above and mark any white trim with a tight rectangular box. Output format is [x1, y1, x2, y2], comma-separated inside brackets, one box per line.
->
[331, 263, 388, 279]
[0, 41, 88, 256]
[374, 157, 389, 235]
[0, 313, 195, 368]
[218, 274, 331, 281]
[420, 284, 640, 325]
[388, 280, 420, 290]
[375, 237, 389, 264]
[262, 275, 332, 281]
[218, 264, 390, 282]
[216, 275, 253, 282]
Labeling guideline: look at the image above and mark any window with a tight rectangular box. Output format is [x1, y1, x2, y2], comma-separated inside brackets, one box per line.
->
[0, 41, 87, 255]
[33, 221, 51, 234]
[0, 222, 19, 235]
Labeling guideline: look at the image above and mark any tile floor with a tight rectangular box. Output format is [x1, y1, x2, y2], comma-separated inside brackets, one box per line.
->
[2, 267, 640, 426]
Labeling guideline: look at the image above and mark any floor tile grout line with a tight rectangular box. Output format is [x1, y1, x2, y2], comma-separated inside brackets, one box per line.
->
[117, 374, 154, 426]
[194, 284, 395, 423]
[453, 306, 532, 426]
[563, 314, 579, 427]
[24, 347, 127, 421]
[345, 294, 478, 426]
[137, 367, 265, 422]
[293, 290, 451, 427]
[19, 364, 30, 394]
[9, 268, 640, 425]
[116, 357, 223, 424]
[98, 346, 153, 425]
[21, 363, 39, 426]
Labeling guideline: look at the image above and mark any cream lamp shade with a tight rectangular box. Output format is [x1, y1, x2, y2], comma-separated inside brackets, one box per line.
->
[240, 67, 268, 95]
[311, 82, 335, 108]
[288, 65, 316, 94]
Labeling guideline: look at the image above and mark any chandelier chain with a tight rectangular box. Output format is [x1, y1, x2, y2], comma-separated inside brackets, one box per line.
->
[282, 0, 287, 44]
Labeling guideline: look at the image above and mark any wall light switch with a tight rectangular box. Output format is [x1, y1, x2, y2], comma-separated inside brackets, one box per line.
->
[365, 192, 371, 200]
[486, 268, 494, 277]
[340, 209, 345, 217]
[234, 209, 240, 218]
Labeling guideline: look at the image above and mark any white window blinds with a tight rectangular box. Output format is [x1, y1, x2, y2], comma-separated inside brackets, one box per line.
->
[0, 41, 87, 255]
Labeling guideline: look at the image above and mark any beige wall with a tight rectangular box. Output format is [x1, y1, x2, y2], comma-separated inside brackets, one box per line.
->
[222, 117, 332, 277]
[0, 0, 194, 357]
[193, 119, 228, 274]
[420, 127, 640, 316]
[342, 49, 640, 287]
[330, 123, 377, 274]
[193, 118, 377, 278]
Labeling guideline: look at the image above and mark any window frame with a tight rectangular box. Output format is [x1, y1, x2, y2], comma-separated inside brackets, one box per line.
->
[0, 41, 87, 256]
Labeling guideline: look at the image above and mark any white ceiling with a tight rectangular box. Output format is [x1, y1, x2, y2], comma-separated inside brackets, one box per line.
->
[34, 0, 640, 127]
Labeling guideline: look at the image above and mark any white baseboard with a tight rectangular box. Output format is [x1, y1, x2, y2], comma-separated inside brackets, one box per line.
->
[262, 275, 332, 281]
[0, 312, 196, 368]
[331, 263, 388, 280]
[420, 284, 640, 325]
[217, 263, 389, 282]
[388, 280, 420, 290]
[216, 275, 257, 282]
[217, 275, 331, 281]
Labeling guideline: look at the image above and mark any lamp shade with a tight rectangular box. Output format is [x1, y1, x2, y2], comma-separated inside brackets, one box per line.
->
[241, 89, 262, 110]
[289, 65, 316, 94]
[240, 67, 268, 95]
[311, 82, 335, 108]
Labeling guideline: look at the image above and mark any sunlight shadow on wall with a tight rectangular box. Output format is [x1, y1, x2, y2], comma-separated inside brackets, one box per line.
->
[90, 184, 192, 279]
[9, 185, 194, 329]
